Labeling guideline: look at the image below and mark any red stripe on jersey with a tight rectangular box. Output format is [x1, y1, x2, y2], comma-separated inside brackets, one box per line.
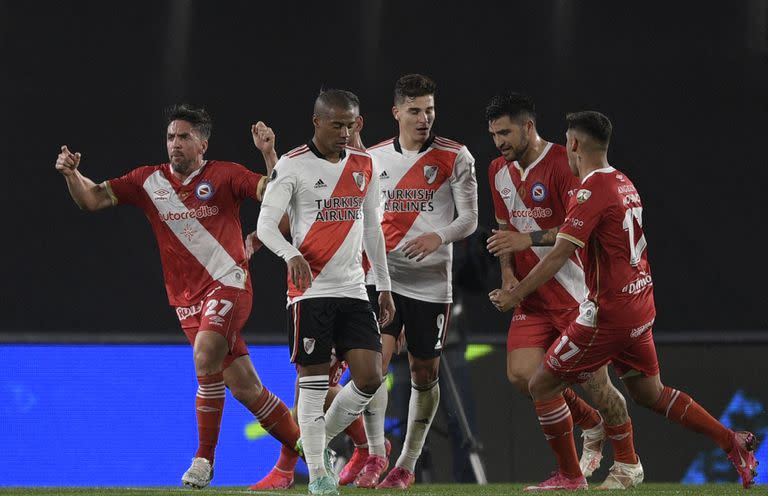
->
[287, 154, 372, 298]
[367, 138, 395, 151]
[434, 137, 463, 150]
[290, 302, 301, 362]
[381, 149, 455, 252]
[287, 145, 310, 158]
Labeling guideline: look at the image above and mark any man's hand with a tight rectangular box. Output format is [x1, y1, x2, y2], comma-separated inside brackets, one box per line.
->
[377, 290, 395, 328]
[402, 232, 442, 261]
[55, 145, 81, 177]
[244, 231, 263, 260]
[287, 255, 313, 291]
[251, 121, 275, 155]
[487, 229, 532, 256]
[489, 288, 522, 312]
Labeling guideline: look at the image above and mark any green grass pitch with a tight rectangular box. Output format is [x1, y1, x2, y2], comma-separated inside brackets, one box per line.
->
[0, 484, 759, 495]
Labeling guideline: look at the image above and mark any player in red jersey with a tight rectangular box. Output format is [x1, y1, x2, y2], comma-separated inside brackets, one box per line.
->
[54, 105, 301, 489]
[484, 93, 642, 489]
[490, 111, 758, 491]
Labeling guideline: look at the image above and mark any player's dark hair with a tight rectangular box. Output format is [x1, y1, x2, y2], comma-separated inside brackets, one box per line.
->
[165, 104, 212, 140]
[394, 74, 437, 105]
[485, 93, 536, 124]
[566, 111, 612, 148]
[314, 88, 360, 116]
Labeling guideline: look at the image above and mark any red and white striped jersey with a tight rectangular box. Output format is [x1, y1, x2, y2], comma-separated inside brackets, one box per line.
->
[366, 135, 477, 303]
[105, 160, 266, 306]
[261, 143, 389, 304]
[488, 143, 587, 312]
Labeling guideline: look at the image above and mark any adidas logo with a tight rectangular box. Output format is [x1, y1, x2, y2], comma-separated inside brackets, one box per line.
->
[314, 179, 327, 188]
[379, 170, 389, 179]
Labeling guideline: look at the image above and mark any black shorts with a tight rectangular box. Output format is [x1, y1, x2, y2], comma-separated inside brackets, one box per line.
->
[288, 297, 382, 366]
[367, 286, 451, 359]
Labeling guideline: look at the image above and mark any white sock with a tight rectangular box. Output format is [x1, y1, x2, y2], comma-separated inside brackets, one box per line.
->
[298, 375, 329, 482]
[396, 379, 440, 472]
[325, 380, 374, 443]
[363, 379, 388, 457]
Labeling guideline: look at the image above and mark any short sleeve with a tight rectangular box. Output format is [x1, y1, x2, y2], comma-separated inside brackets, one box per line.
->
[557, 184, 607, 248]
[105, 166, 152, 207]
[261, 157, 296, 212]
[227, 162, 267, 202]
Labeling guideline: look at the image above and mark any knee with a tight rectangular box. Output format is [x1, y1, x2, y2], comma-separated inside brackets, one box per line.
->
[506, 368, 531, 395]
[410, 360, 439, 386]
[194, 348, 219, 374]
[354, 375, 383, 395]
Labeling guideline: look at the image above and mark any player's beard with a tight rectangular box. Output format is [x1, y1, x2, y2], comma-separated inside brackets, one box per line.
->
[171, 157, 194, 176]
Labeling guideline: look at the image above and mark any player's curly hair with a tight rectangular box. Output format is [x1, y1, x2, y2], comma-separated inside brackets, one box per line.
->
[485, 93, 536, 124]
[164, 104, 212, 140]
[566, 111, 612, 148]
[394, 74, 436, 105]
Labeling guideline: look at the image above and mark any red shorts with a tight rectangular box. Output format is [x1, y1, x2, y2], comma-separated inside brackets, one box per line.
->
[543, 319, 659, 383]
[176, 285, 252, 369]
[506, 307, 579, 352]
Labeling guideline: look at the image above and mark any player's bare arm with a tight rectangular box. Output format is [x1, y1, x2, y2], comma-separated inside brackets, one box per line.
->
[493, 223, 519, 290]
[487, 226, 559, 256]
[401, 232, 443, 261]
[490, 236, 578, 312]
[251, 121, 278, 175]
[377, 290, 395, 328]
[55, 145, 113, 211]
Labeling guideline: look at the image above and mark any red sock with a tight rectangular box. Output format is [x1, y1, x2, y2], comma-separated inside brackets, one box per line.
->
[562, 387, 601, 430]
[245, 387, 300, 450]
[651, 386, 731, 450]
[345, 415, 368, 448]
[275, 443, 300, 472]
[195, 371, 226, 462]
[534, 396, 582, 478]
[605, 421, 638, 464]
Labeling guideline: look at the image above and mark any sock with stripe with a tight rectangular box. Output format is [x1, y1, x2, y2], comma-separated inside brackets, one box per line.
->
[324, 380, 374, 442]
[605, 420, 638, 464]
[533, 395, 582, 479]
[395, 379, 439, 472]
[651, 386, 731, 450]
[298, 375, 329, 481]
[245, 386, 300, 451]
[362, 379, 388, 457]
[562, 387, 601, 430]
[195, 371, 226, 463]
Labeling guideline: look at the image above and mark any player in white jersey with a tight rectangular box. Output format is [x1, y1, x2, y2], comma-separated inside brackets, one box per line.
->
[257, 89, 395, 496]
[357, 74, 478, 490]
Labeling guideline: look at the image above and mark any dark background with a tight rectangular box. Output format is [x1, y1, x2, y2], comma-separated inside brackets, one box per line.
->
[3, 1, 767, 338]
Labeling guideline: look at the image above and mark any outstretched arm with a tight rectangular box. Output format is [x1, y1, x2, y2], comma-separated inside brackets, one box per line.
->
[55, 145, 113, 211]
[487, 226, 559, 256]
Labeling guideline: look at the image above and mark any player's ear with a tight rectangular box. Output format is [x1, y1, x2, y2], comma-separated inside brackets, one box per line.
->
[312, 114, 320, 129]
[200, 139, 209, 155]
[392, 105, 399, 121]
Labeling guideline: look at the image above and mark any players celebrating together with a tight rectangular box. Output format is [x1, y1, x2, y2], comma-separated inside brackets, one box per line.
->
[56, 77, 758, 493]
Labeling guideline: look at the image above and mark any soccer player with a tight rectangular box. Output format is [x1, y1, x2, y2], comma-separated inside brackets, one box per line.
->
[54, 106, 301, 489]
[484, 93, 642, 489]
[490, 111, 759, 491]
[256, 89, 395, 496]
[359, 74, 478, 489]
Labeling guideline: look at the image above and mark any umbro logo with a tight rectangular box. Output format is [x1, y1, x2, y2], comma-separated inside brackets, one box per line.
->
[314, 179, 327, 188]
[380, 170, 389, 179]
